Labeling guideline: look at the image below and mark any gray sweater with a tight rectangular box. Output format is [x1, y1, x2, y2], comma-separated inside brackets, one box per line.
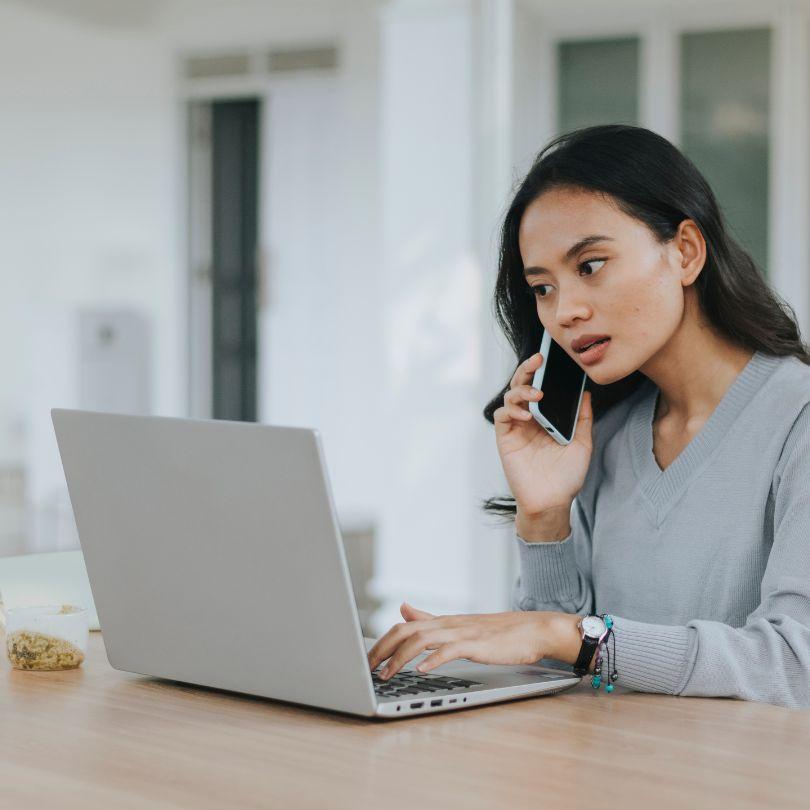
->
[513, 350, 810, 709]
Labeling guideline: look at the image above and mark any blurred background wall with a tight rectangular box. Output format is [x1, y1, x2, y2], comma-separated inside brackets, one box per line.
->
[1, 0, 808, 635]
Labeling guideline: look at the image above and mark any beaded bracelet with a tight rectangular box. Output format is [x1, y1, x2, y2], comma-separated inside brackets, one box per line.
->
[591, 614, 619, 693]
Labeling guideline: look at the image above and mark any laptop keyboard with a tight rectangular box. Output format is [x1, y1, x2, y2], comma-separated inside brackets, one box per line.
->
[371, 667, 483, 698]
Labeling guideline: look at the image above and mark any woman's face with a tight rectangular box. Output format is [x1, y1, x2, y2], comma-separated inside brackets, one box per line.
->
[518, 186, 687, 385]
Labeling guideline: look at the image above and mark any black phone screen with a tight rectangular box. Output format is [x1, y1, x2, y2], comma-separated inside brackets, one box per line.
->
[539, 335, 587, 441]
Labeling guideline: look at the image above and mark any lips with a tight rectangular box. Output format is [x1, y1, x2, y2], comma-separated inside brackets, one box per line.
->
[572, 334, 611, 353]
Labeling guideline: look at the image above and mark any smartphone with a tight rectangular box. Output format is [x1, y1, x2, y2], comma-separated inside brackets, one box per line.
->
[527, 329, 587, 445]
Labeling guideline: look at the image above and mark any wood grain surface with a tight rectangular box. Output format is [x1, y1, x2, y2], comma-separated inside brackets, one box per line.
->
[0, 631, 807, 809]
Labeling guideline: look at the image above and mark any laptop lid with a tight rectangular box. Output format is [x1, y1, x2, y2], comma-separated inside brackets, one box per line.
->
[51, 409, 377, 716]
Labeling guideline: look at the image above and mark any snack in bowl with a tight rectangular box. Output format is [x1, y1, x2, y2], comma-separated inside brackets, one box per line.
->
[5, 605, 89, 671]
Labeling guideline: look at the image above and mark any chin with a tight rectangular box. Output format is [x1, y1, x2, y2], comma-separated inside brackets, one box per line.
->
[584, 364, 629, 386]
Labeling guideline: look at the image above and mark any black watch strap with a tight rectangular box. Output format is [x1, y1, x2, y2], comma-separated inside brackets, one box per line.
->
[573, 634, 600, 677]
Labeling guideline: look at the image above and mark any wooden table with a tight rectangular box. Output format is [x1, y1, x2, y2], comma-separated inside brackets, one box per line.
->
[1, 632, 807, 808]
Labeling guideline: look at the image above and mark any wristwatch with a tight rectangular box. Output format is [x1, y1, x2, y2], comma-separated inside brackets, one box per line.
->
[573, 614, 608, 677]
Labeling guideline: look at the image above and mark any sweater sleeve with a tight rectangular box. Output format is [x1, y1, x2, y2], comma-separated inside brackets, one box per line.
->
[510, 398, 613, 616]
[511, 495, 595, 615]
[606, 403, 810, 709]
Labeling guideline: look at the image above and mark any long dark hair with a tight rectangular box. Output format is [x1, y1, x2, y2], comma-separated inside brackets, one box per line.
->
[481, 124, 810, 520]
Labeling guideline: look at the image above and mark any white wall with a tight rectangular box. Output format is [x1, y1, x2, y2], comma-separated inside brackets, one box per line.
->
[0, 0, 384, 545]
[0, 1, 181, 470]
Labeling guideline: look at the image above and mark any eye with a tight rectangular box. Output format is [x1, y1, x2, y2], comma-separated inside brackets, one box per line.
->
[579, 258, 606, 276]
[530, 284, 552, 299]
[527, 259, 607, 300]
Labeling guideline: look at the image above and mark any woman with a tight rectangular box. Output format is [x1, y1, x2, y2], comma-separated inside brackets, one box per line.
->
[367, 124, 810, 708]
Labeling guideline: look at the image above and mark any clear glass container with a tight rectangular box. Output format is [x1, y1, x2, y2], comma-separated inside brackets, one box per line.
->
[5, 605, 89, 671]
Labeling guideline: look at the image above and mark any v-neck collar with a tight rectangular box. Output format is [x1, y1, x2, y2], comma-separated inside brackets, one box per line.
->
[628, 350, 782, 525]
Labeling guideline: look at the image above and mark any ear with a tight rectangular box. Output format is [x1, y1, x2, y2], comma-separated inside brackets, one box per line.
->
[673, 219, 706, 286]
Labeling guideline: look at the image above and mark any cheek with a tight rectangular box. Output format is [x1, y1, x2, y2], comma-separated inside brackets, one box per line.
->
[610, 262, 683, 337]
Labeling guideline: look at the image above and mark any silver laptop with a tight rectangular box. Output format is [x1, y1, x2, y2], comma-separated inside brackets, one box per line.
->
[52, 409, 581, 718]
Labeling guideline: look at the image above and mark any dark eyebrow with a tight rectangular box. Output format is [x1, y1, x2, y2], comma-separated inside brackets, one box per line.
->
[523, 235, 614, 278]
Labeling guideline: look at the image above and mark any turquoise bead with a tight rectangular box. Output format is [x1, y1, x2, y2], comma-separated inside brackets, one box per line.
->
[606, 684, 614, 693]
[605, 615, 613, 628]
[591, 675, 601, 688]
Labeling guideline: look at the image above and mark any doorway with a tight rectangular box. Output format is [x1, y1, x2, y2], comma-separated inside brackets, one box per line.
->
[188, 97, 260, 421]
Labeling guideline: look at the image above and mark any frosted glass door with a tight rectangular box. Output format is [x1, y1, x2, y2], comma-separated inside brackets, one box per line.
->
[557, 38, 640, 133]
[680, 28, 771, 275]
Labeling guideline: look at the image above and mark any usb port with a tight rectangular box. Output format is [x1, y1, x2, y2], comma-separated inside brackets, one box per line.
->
[448, 698, 457, 704]
[410, 701, 424, 709]
[430, 699, 442, 707]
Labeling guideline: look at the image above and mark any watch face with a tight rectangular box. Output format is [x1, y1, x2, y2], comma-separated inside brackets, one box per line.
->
[581, 615, 606, 639]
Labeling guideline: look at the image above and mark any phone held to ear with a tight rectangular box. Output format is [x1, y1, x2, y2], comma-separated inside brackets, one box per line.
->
[528, 329, 588, 445]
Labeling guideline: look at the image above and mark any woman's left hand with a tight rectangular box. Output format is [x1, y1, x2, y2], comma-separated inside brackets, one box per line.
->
[367, 602, 575, 679]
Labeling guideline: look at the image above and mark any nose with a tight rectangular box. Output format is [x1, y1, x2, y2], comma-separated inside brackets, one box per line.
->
[553, 284, 591, 328]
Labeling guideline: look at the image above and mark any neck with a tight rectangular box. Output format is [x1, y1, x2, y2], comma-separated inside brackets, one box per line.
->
[639, 290, 755, 425]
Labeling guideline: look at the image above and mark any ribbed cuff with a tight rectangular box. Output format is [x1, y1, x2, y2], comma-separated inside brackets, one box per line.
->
[515, 529, 577, 603]
[609, 615, 696, 694]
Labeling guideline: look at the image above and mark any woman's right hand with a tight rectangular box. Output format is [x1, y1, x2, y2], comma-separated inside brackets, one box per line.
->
[493, 352, 594, 517]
